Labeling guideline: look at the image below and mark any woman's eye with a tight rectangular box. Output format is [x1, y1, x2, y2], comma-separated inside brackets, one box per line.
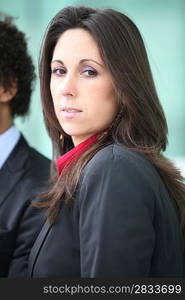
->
[83, 69, 98, 77]
[52, 67, 66, 76]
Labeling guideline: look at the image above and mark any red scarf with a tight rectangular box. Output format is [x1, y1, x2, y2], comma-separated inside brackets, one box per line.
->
[56, 135, 98, 175]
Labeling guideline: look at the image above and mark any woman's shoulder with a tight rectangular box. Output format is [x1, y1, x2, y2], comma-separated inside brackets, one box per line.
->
[82, 143, 162, 191]
[77, 144, 161, 211]
[85, 143, 153, 173]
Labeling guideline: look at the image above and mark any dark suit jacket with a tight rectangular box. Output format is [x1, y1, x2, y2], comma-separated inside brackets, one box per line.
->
[28, 144, 185, 277]
[0, 135, 50, 277]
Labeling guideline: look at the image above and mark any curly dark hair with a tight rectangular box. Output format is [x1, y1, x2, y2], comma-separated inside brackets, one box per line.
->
[0, 14, 36, 117]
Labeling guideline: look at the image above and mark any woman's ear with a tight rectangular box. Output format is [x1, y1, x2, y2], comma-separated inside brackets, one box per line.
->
[0, 83, 17, 103]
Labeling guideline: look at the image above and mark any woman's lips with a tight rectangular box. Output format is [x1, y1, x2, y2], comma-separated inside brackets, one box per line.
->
[61, 107, 82, 119]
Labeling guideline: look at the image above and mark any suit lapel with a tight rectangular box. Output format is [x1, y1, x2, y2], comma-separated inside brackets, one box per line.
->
[0, 135, 30, 208]
[28, 220, 51, 277]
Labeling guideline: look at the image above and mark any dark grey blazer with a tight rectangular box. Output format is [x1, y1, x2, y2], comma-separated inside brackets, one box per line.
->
[28, 144, 185, 277]
[0, 135, 50, 277]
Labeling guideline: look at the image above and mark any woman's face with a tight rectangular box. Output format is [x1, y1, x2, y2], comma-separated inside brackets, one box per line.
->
[50, 28, 118, 146]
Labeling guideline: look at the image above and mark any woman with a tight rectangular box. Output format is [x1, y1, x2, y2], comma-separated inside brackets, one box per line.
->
[28, 6, 185, 277]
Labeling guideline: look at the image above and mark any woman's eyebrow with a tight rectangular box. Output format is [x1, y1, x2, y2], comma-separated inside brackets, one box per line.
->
[51, 58, 104, 67]
[51, 59, 64, 65]
[79, 58, 104, 68]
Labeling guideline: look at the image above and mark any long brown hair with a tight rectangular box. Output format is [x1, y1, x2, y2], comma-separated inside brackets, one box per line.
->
[36, 6, 185, 229]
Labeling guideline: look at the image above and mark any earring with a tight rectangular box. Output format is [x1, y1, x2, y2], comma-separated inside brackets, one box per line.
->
[59, 133, 65, 148]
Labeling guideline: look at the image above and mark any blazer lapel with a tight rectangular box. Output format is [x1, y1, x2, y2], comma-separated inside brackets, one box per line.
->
[28, 220, 51, 277]
[0, 135, 29, 208]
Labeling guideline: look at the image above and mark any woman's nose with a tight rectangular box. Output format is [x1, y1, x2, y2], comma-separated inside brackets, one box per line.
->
[60, 73, 77, 97]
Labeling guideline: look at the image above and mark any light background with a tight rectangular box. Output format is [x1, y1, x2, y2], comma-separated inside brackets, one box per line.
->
[1, 0, 185, 172]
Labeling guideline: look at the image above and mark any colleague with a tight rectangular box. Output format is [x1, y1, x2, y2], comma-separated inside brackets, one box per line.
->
[0, 15, 50, 277]
[28, 6, 185, 277]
